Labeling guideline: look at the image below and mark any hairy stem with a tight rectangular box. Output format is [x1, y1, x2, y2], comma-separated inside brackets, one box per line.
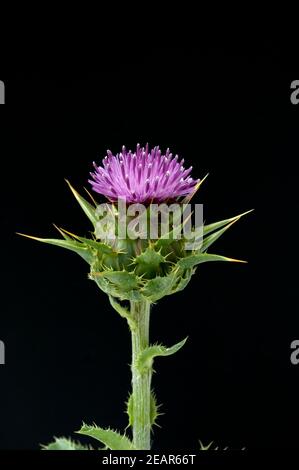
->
[130, 300, 152, 450]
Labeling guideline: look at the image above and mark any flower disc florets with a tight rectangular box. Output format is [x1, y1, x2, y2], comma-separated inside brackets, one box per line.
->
[89, 144, 198, 204]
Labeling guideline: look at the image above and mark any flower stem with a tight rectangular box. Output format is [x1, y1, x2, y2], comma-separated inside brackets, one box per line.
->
[130, 299, 152, 450]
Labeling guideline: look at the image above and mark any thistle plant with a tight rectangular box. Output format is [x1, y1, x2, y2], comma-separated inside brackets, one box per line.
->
[19, 144, 251, 450]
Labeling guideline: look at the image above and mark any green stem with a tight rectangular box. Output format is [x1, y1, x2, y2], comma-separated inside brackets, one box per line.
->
[130, 299, 152, 450]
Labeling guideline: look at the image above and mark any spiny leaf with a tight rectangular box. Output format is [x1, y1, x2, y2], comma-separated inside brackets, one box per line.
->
[83, 186, 98, 207]
[53, 224, 72, 240]
[178, 252, 246, 270]
[79, 238, 115, 254]
[150, 392, 163, 427]
[65, 179, 98, 228]
[17, 233, 93, 264]
[136, 337, 188, 373]
[41, 437, 90, 450]
[203, 209, 253, 237]
[126, 393, 134, 428]
[201, 219, 238, 253]
[58, 228, 114, 254]
[126, 392, 162, 429]
[77, 424, 135, 450]
[190, 209, 253, 250]
[141, 270, 179, 302]
[92, 274, 144, 302]
[181, 173, 209, 204]
[108, 295, 130, 318]
[134, 246, 165, 267]
[134, 246, 166, 277]
[109, 296, 136, 329]
[95, 271, 140, 291]
[120, 289, 144, 302]
[91, 274, 123, 298]
[171, 268, 194, 294]
[154, 212, 192, 250]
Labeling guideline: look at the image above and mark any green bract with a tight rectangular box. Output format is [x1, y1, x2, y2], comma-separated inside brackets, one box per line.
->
[21, 181, 249, 304]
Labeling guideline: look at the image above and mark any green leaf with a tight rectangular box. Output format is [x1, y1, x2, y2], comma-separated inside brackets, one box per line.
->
[53, 224, 73, 241]
[126, 393, 134, 427]
[189, 209, 253, 251]
[42, 437, 90, 450]
[79, 238, 114, 254]
[154, 212, 192, 250]
[150, 392, 162, 427]
[109, 295, 136, 329]
[199, 210, 253, 253]
[203, 210, 253, 237]
[77, 424, 135, 450]
[178, 253, 246, 270]
[134, 246, 166, 277]
[17, 233, 93, 264]
[66, 180, 98, 228]
[171, 268, 194, 294]
[136, 337, 188, 373]
[58, 229, 114, 255]
[126, 392, 161, 429]
[181, 173, 209, 204]
[141, 268, 180, 302]
[201, 220, 237, 252]
[109, 295, 130, 318]
[91, 274, 144, 302]
[154, 225, 182, 249]
[97, 271, 140, 291]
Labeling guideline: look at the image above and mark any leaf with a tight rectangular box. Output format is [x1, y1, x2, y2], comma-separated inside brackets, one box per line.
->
[42, 437, 90, 450]
[150, 392, 162, 427]
[77, 424, 135, 450]
[91, 274, 144, 302]
[97, 271, 140, 291]
[203, 209, 253, 237]
[189, 209, 253, 251]
[53, 224, 72, 241]
[58, 228, 114, 254]
[141, 270, 179, 302]
[126, 392, 161, 429]
[134, 246, 165, 267]
[109, 295, 136, 329]
[17, 233, 93, 264]
[126, 393, 134, 427]
[136, 337, 188, 373]
[79, 238, 114, 254]
[134, 247, 166, 277]
[154, 212, 192, 250]
[178, 253, 246, 270]
[83, 186, 98, 207]
[201, 220, 237, 252]
[181, 173, 209, 204]
[154, 224, 182, 248]
[66, 180, 98, 228]
[171, 268, 194, 294]
[109, 295, 130, 318]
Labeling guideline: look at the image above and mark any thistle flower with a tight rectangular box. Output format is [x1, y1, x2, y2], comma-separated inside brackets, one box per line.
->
[19, 144, 251, 452]
[89, 144, 198, 203]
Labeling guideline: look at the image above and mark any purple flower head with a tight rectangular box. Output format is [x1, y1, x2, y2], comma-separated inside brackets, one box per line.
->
[89, 144, 199, 204]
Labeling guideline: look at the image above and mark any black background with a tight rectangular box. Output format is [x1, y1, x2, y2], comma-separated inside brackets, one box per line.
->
[0, 47, 298, 450]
